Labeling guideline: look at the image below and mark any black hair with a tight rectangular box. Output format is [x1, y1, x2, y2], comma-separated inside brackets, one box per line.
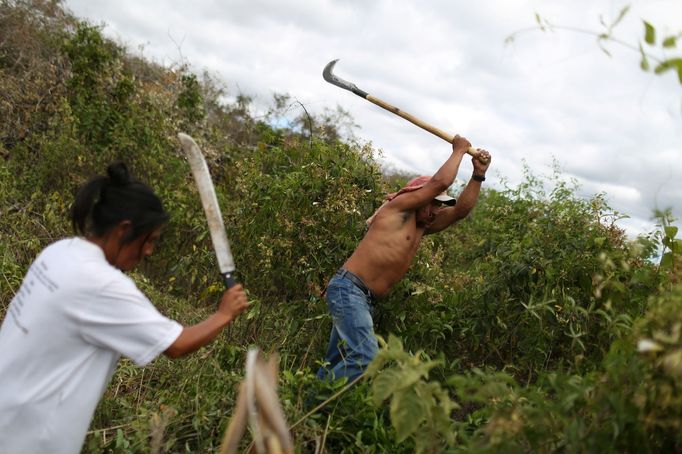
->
[69, 162, 170, 243]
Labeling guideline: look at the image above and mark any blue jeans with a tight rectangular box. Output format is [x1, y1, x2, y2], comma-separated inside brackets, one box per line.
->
[316, 269, 379, 382]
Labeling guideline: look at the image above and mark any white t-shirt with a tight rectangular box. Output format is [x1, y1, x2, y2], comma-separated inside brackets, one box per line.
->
[0, 238, 183, 454]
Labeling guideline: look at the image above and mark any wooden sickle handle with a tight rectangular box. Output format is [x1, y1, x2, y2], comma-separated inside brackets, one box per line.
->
[366, 95, 486, 162]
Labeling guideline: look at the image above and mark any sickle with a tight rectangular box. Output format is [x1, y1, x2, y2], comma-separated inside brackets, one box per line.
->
[323, 59, 486, 162]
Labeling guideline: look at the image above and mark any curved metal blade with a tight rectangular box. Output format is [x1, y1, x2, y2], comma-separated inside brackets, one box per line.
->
[177, 133, 236, 275]
[323, 59, 368, 98]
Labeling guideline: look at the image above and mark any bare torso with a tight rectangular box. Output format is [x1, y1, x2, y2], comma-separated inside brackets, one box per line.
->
[340, 141, 484, 298]
[343, 206, 430, 297]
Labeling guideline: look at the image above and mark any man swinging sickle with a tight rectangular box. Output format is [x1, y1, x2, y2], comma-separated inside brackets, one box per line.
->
[317, 135, 491, 382]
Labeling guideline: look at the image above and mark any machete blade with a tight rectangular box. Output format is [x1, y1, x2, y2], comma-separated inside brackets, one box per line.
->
[178, 132, 237, 288]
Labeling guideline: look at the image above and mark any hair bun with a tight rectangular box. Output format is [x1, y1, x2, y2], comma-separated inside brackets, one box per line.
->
[107, 162, 131, 186]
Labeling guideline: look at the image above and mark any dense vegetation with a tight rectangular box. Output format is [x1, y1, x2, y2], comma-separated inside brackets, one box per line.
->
[1, 1, 680, 452]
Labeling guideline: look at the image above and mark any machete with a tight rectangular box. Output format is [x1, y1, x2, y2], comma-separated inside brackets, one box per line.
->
[178, 133, 237, 288]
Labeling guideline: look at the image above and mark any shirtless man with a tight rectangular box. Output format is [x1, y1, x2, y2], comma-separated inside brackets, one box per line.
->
[317, 135, 491, 381]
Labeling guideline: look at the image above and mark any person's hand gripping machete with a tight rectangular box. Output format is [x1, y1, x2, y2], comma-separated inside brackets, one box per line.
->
[178, 133, 237, 288]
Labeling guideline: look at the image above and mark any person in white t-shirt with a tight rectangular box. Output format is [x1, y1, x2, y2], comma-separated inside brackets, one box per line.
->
[0, 162, 249, 454]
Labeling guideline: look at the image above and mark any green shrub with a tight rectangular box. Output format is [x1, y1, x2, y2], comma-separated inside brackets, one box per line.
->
[227, 138, 383, 302]
[377, 168, 660, 379]
[1, 2, 680, 452]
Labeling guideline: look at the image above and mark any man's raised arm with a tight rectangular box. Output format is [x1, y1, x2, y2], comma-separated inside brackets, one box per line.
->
[389, 135, 473, 212]
[426, 149, 491, 234]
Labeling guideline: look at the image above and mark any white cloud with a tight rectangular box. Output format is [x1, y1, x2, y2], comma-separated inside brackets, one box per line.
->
[62, 0, 682, 237]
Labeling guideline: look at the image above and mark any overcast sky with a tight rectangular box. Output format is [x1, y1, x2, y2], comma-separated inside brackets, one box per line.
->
[62, 0, 681, 238]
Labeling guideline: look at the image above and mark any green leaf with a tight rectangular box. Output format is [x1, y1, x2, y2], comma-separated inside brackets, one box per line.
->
[654, 58, 682, 84]
[372, 364, 425, 406]
[390, 387, 426, 442]
[535, 13, 545, 31]
[387, 333, 404, 352]
[664, 226, 678, 239]
[672, 239, 682, 254]
[662, 35, 677, 48]
[643, 20, 656, 45]
[660, 252, 673, 270]
[372, 369, 403, 405]
[639, 43, 650, 71]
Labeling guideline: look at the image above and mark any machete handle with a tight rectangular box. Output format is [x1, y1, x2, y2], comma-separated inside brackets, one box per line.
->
[222, 272, 237, 289]
[365, 94, 486, 162]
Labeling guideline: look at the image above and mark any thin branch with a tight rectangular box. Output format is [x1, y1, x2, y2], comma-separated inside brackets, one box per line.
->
[290, 374, 365, 429]
[296, 99, 314, 148]
[507, 23, 667, 66]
